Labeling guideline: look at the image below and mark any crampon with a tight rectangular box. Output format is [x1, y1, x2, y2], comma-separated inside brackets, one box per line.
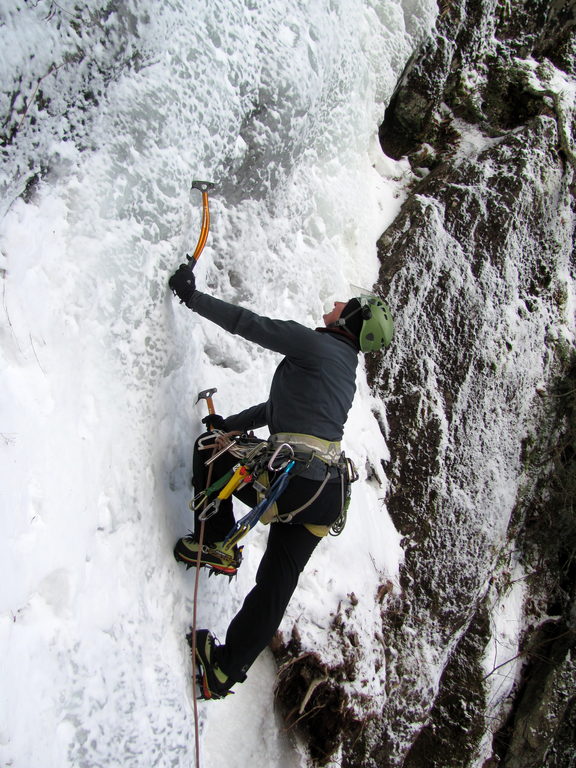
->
[187, 629, 234, 701]
[174, 535, 243, 579]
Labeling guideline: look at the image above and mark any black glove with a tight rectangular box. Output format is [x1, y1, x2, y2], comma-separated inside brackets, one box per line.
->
[202, 414, 228, 431]
[169, 261, 196, 304]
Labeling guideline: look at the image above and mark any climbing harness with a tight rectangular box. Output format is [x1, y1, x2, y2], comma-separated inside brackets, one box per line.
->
[194, 430, 358, 545]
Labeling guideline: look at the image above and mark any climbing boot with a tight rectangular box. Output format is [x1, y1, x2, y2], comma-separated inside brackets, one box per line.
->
[174, 536, 242, 576]
[189, 629, 233, 700]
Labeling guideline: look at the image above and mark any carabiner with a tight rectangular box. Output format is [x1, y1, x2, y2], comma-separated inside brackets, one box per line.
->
[198, 498, 221, 521]
[190, 490, 207, 511]
[268, 443, 294, 471]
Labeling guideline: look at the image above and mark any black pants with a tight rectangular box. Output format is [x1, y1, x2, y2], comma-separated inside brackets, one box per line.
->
[192, 433, 343, 682]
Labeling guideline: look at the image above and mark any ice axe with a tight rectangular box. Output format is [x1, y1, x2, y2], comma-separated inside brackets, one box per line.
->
[188, 180, 215, 269]
[196, 387, 217, 418]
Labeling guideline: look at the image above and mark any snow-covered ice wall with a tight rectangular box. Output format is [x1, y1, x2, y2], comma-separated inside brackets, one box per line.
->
[0, 1, 436, 766]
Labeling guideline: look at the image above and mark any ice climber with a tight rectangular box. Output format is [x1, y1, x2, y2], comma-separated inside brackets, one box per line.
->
[169, 260, 394, 699]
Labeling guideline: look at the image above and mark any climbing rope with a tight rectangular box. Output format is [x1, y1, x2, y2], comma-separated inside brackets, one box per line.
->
[190, 520, 203, 768]
[186, 182, 215, 767]
[190, 457, 215, 768]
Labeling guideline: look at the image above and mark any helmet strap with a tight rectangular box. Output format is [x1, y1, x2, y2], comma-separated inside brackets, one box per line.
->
[338, 305, 359, 326]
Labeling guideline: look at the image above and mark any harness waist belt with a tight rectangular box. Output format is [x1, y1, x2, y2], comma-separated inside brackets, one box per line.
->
[268, 433, 342, 465]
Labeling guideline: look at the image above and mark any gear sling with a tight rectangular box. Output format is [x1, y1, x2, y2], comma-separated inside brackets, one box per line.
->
[192, 430, 358, 552]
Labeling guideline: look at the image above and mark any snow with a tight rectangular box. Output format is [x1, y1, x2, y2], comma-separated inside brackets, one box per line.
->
[0, 1, 437, 766]
[476, 560, 529, 764]
[482, 562, 528, 709]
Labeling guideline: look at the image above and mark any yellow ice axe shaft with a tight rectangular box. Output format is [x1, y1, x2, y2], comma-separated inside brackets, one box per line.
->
[197, 462, 252, 520]
[189, 180, 215, 267]
[218, 464, 251, 500]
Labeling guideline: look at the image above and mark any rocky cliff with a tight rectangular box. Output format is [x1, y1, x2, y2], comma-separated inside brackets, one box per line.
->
[274, 1, 576, 766]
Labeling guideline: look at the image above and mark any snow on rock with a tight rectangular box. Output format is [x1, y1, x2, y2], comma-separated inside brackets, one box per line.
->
[359, 3, 575, 767]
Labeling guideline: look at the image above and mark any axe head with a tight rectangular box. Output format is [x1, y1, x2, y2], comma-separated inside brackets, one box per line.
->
[196, 387, 217, 415]
[191, 180, 215, 193]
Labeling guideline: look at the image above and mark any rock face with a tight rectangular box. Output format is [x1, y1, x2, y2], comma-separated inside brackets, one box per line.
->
[274, 1, 575, 766]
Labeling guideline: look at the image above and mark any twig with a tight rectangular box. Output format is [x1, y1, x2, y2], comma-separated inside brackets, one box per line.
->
[16, 62, 66, 135]
[285, 703, 324, 731]
[483, 629, 573, 680]
[299, 675, 328, 714]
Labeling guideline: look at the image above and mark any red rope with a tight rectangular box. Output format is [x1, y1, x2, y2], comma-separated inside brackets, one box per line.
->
[190, 520, 204, 767]
[190, 459, 214, 768]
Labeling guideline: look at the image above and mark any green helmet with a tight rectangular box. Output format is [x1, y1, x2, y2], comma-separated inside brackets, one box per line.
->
[342, 295, 394, 352]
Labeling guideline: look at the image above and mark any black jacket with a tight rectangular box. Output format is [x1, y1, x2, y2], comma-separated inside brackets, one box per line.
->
[189, 292, 359, 441]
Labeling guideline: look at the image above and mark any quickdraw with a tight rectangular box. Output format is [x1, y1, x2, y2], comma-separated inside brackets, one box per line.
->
[190, 469, 234, 512]
[198, 463, 254, 521]
[223, 459, 296, 549]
